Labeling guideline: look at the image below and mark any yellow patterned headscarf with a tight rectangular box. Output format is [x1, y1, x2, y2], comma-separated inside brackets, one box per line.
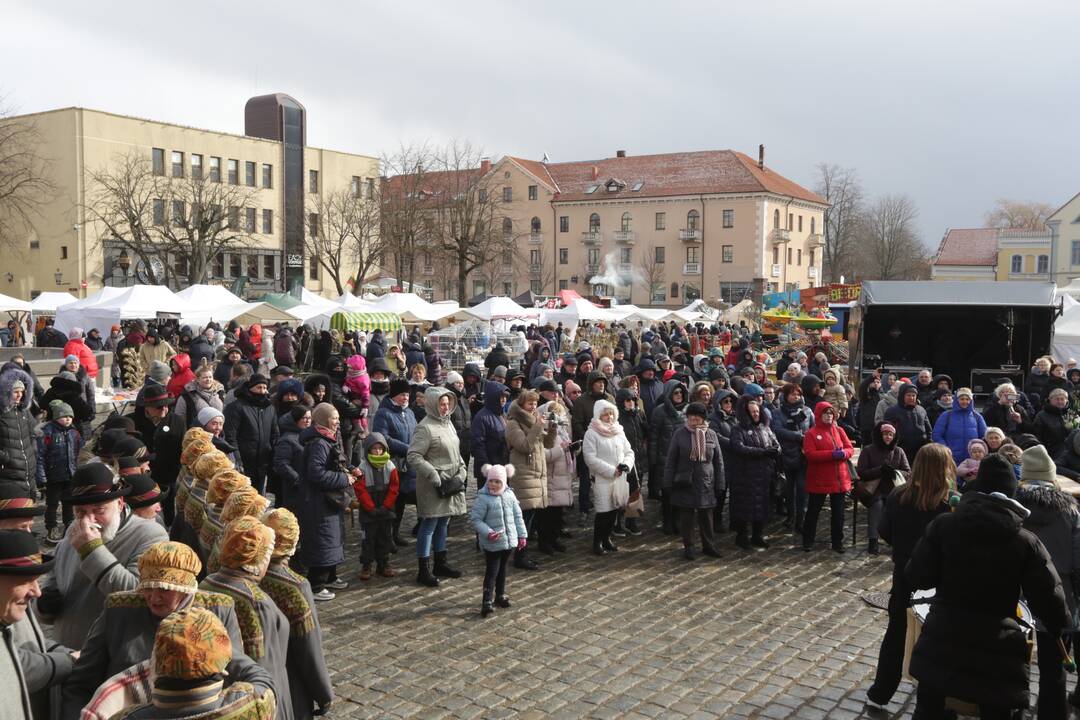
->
[193, 451, 232, 482]
[219, 516, 276, 575]
[153, 607, 232, 680]
[181, 437, 215, 468]
[220, 487, 269, 526]
[182, 426, 213, 452]
[138, 541, 202, 593]
[206, 470, 250, 508]
[262, 508, 300, 560]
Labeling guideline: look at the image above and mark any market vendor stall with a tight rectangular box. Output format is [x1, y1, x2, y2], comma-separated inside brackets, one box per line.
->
[427, 320, 527, 373]
[329, 311, 403, 334]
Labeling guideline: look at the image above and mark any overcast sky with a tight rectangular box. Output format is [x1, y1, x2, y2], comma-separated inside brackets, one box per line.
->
[6, 0, 1079, 247]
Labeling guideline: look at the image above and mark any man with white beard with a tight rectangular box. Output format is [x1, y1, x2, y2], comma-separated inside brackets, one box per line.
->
[37, 464, 168, 649]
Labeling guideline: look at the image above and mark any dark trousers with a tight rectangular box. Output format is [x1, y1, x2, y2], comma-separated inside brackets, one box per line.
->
[679, 507, 716, 552]
[360, 518, 394, 566]
[803, 492, 845, 547]
[868, 586, 910, 704]
[593, 510, 617, 546]
[45, 481, 72, 531]
[536, 506, 562, 545]
[1035, 630, 1069, 720]
[576, 454, 591, 514]
[912, 684, 1013, 720]
[160, 483, 176, 527]
[307, 564, 338, 591]
[482, 549, 511, 601]
[712, 487, 727, 532]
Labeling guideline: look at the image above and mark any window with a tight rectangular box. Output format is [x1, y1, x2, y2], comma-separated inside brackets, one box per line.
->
[687, 209, 699, 231]
[651, 287, 666, 303]
[773, 209, 780, 229]
[245, 161, 256, 187]
[1073, 242, 1080, 267]
[528, 185, 538, 201]
[262, 209, 273, 234]
[473, 280, 486, 296]
[722, 245, 733, 263]
[1011, 254, 1023, 273]
[620, 247, 631, 264]
[772, 246, 779, 264]
[230, 254, 241, 278]
[531, 278, 542, 293]
[502, 217, 513, 240]
[191, 154, 203, 180]
[263, 255, 274, 278]
[309, 255, 319, 280]
[811, 217, 816, 235]
[797, 249, 802, 265]
[478, 189, 487, 203]
[809, 249, 816, 266]
[262, 164, 273, 189]
[213, 253, 224, 278]
[587, 248, 599, 265]
[671, 282, 679, 299]
[1038, 255, 1049, 274]
[153, 198, 165, 225]
[655, 246, 665, 264]
[171, 151, 184, 178]
[228, 206, 240, 230]
[621, 212, 632, 232]
[174, 256, 188, 278]
[798, 215, 803, 232]
[248, 254, 259, 279]
[686, 246, 701, 264]
[559, 279, 568, 290]
[503, 282, 513, 296]
[308, 213, 319, 238]
[209, 156, 221, 183]
[367, 178, 375, 197]
[351, 176, 361, 198]
[60, 245, 68, 260]
[530, 249, 541, 265]
[309, 170, 319, 193]
[227, 159, 238, 185]
[788, 213, 794, 230]
[502, 248, 513, 266]
[245, 207, 256, 233]
[723, 209, 734, 228]
[503, 186, 512, 202]
[589, 213, 600, 233]
[787, 247, 792, 264]
[559, 249, 568, 265]
[152, 148, 165, 176]
[531, 217, 541, 233]
[172, 200, 185, 226]
[560, 216, 569, 233]
[655, 212, 666, 230]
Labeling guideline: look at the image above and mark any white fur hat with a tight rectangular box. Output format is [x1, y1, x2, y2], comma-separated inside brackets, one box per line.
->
[481, 463, 515, 484]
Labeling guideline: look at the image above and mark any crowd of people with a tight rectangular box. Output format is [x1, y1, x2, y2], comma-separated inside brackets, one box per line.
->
[5, 309, 1080, 718]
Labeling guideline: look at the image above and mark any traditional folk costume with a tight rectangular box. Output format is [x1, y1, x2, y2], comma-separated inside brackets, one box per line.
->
[0, 530, 56, 720]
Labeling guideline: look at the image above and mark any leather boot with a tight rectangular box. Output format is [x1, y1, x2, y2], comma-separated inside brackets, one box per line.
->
[513, 547, 539, 570]
[794, 510, 805, 534]
[416, 557, 439, 587]
[432, 550, 462, 579]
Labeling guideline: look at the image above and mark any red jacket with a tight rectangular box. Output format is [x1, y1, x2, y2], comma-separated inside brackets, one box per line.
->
[352, 465, 400, 513]
[802, 402, 853, 494]
[166, 353, 195, 398]
[63, 338, 99, 378]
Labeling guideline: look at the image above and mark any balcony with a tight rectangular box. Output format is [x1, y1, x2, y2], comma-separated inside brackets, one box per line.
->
[528, 232, 543, 245]
[581, 231, 602, 246]
[612, 230, 635, 245]
[808, 266, 819, 279]
[771, 264, 781, 278]
[529, 263, 542, 274]
[679, 228, 702, 242]
[806, 233, 824, 249]
[770, 228, 791, 245]
[683, 262, 701, 275]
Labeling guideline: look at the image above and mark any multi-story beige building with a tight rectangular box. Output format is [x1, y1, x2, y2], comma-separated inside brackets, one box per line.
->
[1049, 191, 1080, 285]
[414, 149, 827, 306]
[0, 95, 379, 300]
[930, 227, 1053, 282]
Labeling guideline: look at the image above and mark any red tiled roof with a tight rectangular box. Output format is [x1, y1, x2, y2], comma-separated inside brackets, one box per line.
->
[517, 150, 825, 204]
[507, 157, 558, 192]
[933, 228, 999, 266]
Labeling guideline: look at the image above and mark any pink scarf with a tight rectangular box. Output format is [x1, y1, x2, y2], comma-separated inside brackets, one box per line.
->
[589, 418, 623, 438]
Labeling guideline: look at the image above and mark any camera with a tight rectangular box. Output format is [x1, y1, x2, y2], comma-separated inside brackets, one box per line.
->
[617, 464, 630, 474]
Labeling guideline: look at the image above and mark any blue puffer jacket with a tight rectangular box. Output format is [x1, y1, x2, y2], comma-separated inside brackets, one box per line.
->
[372, 394, 418, 494]
[36, 420, 83, 487]
[636, 360, 664, 418]
[771, 397, 814, 470]
[470, 381, 509, 485]
[470, 484, 527, 552]
[932, 397, 988, 464]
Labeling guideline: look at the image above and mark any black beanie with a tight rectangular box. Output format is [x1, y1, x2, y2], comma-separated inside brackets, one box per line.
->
[973, 454, 1018, 498]
[686, 402, 709, 420]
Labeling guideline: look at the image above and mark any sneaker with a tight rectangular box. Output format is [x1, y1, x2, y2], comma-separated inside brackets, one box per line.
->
[326, 579, 349, 590]
[312, 588, 336, 602]
[610, 527, 628, 539]
[624, 520, 643, 536]
[494, 595, 511, 608]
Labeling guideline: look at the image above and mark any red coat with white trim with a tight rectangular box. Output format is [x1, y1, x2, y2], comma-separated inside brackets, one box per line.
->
[802, 402, 854, 494]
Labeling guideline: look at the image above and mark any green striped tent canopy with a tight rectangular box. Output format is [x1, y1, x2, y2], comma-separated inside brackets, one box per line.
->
[330, 311, 403, 332]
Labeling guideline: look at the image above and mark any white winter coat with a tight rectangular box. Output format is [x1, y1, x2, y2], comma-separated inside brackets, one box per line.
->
[582, 400, 634, 513]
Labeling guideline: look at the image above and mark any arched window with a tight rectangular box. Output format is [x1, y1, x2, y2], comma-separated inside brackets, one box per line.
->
[502, 217, 513, 240]
[530, 216, 541, 233]
[621, 212, 632, 232]
[589, 213, 600, 232]
[773, 209, 780, 229]
[810, 217, 816, 235]
[687, 209, 700, 231]
[1010, 254, 1022, 274]
[670, 282, 679, 299]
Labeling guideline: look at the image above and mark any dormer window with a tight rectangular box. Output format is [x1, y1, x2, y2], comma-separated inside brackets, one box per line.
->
[605, 178, 626, 193]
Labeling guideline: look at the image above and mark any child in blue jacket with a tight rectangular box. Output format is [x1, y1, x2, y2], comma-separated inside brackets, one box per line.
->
[36, 399, 84, 542]
[470, 463, 527, 617]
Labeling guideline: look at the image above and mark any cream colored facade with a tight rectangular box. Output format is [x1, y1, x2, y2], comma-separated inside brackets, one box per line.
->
[1049, 192, 1080, 285]
[995, 230, 1051, 281]
[424, 156, 826, 306]
[0, 106, 379, 300]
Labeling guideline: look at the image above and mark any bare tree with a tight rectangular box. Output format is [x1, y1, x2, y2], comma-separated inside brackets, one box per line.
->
[380, 142, 433, 293]
[814, 163, 863, 283]
[85, 152, 259, 287]
[855, 194, 928, 280]
[304, 186, 383, 296]
[0, 104, 54, 252]
[984, 198, 1055, 230]
[638, 243, 666, 303]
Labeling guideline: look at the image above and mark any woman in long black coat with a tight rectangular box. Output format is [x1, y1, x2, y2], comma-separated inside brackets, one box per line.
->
[728, 394, 781, 550]
[298, 402, 352, 599]
[665, 402, 724, 559]
[708, 389, 738, 532]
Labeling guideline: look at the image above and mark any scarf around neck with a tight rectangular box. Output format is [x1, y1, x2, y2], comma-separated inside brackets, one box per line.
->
[367, 451, 390, 468]
[589, 418, 623, 438]
[687, 421, 707, 462]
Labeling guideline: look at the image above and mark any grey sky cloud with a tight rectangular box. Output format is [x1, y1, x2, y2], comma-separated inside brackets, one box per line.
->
[5, 0, 1079, 247]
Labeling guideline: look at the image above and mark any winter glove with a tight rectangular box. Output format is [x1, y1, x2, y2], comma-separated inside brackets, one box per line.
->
[517, 537, 527, 550]
[831, 448, 846, 460]
[487, 530, 503, 542]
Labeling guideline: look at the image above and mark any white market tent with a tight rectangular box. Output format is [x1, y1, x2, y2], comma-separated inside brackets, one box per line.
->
[541, 297, 618, 326]
[54, 285, 183, 335]
[463, 296, 540, 322]
[175, 285, 296, 328]
[29, 292, 77, 314]
[302, 288, 336, 307]
[176, 284, 245, 307]
[0, 292, 32, 313]
[370, 292, 460, 323]
[1053, 301, 1080, 363]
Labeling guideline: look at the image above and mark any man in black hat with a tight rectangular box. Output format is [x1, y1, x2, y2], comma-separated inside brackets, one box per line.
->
[0, 529, 59, 720]
[135, 381, 186, 526]
[223, 374, 278, 496]
[125, 474, 163, 523]
[37, 464, 168, 649]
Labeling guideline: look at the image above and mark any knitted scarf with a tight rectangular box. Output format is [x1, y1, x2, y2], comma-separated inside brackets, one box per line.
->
[687, 421, 707, 462]
[367, 450, 390, 469]
[589, 418, 623, 438]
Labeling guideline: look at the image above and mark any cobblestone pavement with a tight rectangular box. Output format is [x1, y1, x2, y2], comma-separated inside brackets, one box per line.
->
[316, 496, 936, 720]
